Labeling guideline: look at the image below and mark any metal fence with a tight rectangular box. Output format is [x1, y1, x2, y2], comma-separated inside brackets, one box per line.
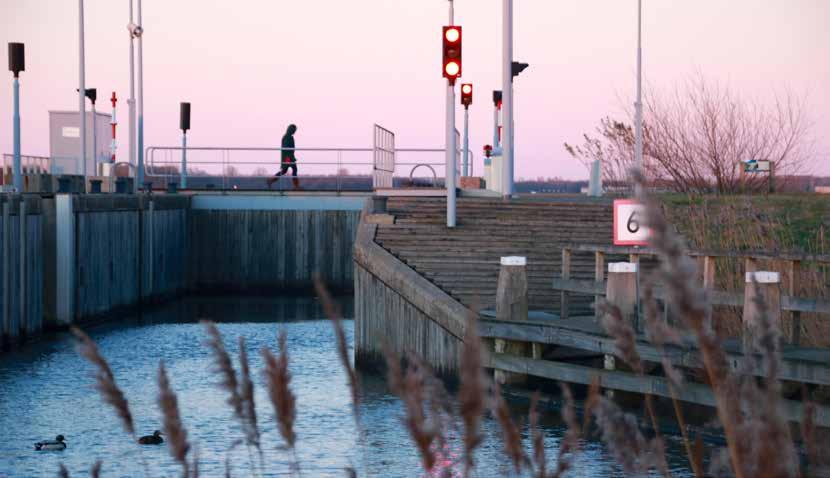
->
[373, 124, 395, 189]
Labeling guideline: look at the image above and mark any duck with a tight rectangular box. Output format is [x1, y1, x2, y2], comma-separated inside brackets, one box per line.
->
[138, 430, 164, 445]
[34, 435, 66, 451]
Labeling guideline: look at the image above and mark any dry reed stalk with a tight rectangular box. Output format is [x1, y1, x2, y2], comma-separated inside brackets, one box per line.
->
[802, 397, 817, 475]
[528, 392, 546, 478]
[71, 327, 135, 436]
[191, 445, 200, 478]
[58, 464, 70, 478]
[491, 382, 525, 474]
[458, 314, 485, 478]
[591, 395, 664, 475]
[157, 361, 190, 476]
[313, 277, 360, 420]
[550, 384, 580, 478]
[90, 460, 101, 478]
[237, 337, 262, 454]
[261, 331, 297, 450]
[405, 352, 454, 448]
[202, 321, 244, 419]
[402, 359, 438, 472]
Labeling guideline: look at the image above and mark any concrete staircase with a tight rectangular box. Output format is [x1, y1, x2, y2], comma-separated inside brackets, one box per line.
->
[374, 197, 616, 314]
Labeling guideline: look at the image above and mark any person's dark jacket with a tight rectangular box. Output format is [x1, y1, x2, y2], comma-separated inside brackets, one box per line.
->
[281, 124, 297, 163]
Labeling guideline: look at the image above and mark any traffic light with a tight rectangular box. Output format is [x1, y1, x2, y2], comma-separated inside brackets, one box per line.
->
[511, 61, 529, 79]
[460, 83, 473, 108]
[180, 102, 191, 132]
[442, 26, 462, 84]
[493, 90, 502, 109]
[8, 43, 24, 78]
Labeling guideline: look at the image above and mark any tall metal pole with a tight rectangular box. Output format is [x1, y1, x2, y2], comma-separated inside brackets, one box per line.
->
[462, 107, 470, 177]
[634, 0, 644, 192]
[445, 0, 456, 227]
[92, 101, 97, 177]
[502, 0, 514, 198]
[136, 0, 145, 190]
[128, 0, 137, 185]
[79, 0, 87, 191]
[181, 132, 187, 189]
[493, 103, 500, 149]
[12, 78, 22, 191]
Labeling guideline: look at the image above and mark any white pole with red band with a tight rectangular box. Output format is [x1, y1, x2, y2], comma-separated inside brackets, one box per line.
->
[110, 92, 118, 164]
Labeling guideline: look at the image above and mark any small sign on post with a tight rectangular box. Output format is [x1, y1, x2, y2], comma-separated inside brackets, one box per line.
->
[613, 199, 650, 246]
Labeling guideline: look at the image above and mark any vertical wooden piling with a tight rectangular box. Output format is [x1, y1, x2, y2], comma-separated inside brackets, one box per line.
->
[2, 202, 9, 341]
[702, 255, 716, 328]
[786, 261, 801, 345]
[594, 251, 605, 320]
[560, 248, 571, 319]
[18, 200, 26, 338]
[743, 271, 781, 350]
[495, 256, 531, 384]
[606, 262, 638, 325]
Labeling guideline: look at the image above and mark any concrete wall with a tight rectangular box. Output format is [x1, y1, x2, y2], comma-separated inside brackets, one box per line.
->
[0, 195, 44, 347]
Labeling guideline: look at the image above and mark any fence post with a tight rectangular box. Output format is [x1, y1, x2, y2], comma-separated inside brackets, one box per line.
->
[495, 256, 530, 384]
[55, 194, 75, 325]
[702, 255, 716, 329]
[560, 248, 571, 319]
[606, 262, 638, 326]
[743, 271, 781, 351]
[785, 260, 801, 345]
[594, 251, 605, 320]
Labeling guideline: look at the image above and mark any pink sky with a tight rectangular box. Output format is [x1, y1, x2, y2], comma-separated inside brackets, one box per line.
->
[2, 0, 829, 180]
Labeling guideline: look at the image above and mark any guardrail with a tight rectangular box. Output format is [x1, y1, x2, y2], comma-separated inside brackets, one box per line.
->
[557, 243, 830, 344]
[145, 146, 467, 192]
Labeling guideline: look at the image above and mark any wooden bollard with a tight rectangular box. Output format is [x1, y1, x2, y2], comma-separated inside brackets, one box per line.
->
[606, 262, 638, 327]
[495, 256, 531, 385]
[743, 271, 781, 350]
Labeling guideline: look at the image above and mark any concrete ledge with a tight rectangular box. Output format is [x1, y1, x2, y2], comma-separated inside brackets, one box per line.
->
[365, 214, 395, 225]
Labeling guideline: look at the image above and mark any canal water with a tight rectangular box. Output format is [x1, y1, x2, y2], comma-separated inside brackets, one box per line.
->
[0, 295, 696, 477]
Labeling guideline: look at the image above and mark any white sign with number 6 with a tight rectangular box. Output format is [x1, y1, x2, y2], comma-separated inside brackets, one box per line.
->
[613, 199, 650, 246]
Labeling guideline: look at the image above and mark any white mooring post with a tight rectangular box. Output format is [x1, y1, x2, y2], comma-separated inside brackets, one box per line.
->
[743, 271, 781, 350]
[495, 256, 531, 384]
[606, 262, 639, 326]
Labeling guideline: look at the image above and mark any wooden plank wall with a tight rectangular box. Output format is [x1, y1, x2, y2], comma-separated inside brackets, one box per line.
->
[355, 264, 462, 375]
[188, 209, 360, 292]
[0, 196, 44, 347]
[73, 195, 189, 319]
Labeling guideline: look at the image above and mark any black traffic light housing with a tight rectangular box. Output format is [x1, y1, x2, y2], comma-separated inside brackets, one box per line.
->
[442, 26, 462, 85]
[493, 90, 502, 109]
[511, 61, 529, 80]
[180, 102, 191, 132]
[77, 88, 97, 104]
[8, 43, 24, 78]
[460, 83, 473, 108]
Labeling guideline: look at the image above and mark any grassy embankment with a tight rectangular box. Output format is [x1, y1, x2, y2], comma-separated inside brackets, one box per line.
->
[660, 193, 829, 345]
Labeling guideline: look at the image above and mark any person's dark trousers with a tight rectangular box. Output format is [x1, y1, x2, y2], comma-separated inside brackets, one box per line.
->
[275, 162, 299, 188]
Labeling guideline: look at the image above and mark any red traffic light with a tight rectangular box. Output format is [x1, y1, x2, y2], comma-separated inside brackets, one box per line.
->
[461, 83, 473, 107]
[442, 26, 462, 84]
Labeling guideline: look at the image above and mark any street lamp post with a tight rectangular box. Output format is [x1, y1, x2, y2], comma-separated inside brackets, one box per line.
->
[502, 0, 514, 198]
[128, 0, 137, 190]
[78, 0, 87, 192]
[634, 0, 644, 193]
[136, 0, 145, 191]
[445, 0, 457, 227]
[8, 43, 24, 192]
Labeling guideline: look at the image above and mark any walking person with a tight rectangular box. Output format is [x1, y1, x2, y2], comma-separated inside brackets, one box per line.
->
[267, 124, 300, 189]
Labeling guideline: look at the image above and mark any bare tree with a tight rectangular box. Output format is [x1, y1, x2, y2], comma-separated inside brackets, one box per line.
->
[224, 165, 240, 178]
[251, 167, 269, 177]
[565, 74, 814, 193]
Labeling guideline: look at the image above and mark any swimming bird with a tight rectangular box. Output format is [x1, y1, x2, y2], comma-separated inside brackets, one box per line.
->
[138, 430, 164, 445]
[34, 435, 66, 451]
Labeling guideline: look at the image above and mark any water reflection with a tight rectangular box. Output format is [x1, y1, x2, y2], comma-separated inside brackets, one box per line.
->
[0, 295, 694, 477]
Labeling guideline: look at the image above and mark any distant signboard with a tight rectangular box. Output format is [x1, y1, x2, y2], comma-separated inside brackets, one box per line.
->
[744, 159, 771, 173]
[62, 126, 80, 138]
[613, 199, 650, 246]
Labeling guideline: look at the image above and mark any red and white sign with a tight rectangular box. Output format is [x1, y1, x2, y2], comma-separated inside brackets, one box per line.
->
[613, 199, 650, 246]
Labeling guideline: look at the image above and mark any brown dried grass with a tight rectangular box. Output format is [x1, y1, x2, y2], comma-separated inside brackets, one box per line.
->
[262, 331, 297, 450]
[157, 361, 190, 475]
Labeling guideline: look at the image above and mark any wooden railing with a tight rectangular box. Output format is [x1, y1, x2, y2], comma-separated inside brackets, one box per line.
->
[556, 244, 830, 344]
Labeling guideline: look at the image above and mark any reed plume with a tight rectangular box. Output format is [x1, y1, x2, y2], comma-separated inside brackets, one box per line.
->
[528, 392, 546, 478]
[262, 331, 297, 450]
[550, 384, 580, 478]
[157, 361, 190, 476]
[71, 327, 134, 436]
[458, 314, 485, 477]
[401, 358, 437, 472]
[202, 322, 244, 419]
[491, 382, 525, 474]
[90, 460, 102, 478]
[238, 337, 262, 453]
[314, 277, 360, 419]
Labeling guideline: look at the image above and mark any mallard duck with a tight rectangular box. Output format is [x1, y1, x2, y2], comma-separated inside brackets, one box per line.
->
[34, 435, 66, 451]
[138, 430, 164, 445]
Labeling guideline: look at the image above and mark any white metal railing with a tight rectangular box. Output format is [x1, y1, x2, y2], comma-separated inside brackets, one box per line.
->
[144, 146, 458, 192]
[373, 124, 395, 189]
[1, 154, 49, 185]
